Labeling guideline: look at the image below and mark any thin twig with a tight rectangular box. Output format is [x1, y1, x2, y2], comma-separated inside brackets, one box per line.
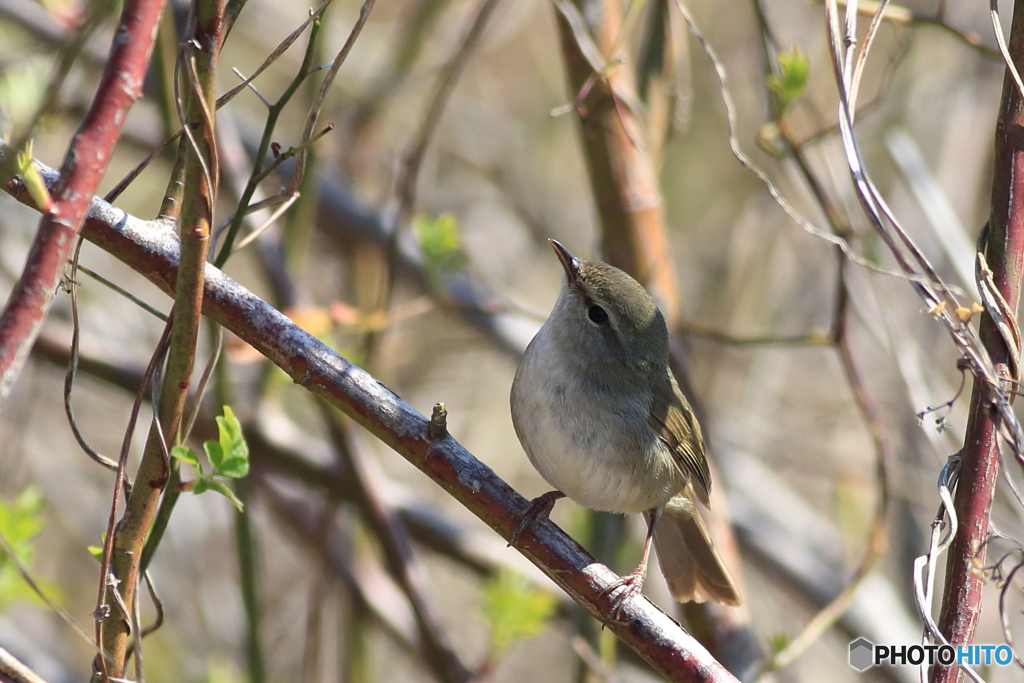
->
[64, 236, 120, 471]
[392, 0, 503, 234]
[678, 321, 832, 347]
[214, 10, 326, 265]
[105, 0, 332, 204]
[0, 528, 102, 658]
[93, 323, 171, 682]
[673, 0, 923, 284]
[0, 646, 52, 683]
[849, 0, 890, 109]
[366, 0, 502, 363]
[287, 0, 377, 196]
[76, 266, 169, 321]
[991, 0, 1024, 103]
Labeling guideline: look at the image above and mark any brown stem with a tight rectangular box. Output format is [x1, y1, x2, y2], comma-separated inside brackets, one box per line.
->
[931, 1, 1024, 680]
[99, 0, 226, 676]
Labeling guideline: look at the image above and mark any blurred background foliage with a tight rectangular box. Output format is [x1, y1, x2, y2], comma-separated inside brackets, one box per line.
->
[0, 0, 1016, 680]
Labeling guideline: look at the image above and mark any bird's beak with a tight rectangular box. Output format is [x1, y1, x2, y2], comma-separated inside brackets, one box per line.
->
[549, 239, 580, 284]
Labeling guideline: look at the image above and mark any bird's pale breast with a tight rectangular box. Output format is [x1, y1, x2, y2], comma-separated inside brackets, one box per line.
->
[511, 326, 683, 514]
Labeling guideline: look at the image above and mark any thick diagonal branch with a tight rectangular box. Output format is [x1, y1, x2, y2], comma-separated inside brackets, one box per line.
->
[2, 144, 740, 683]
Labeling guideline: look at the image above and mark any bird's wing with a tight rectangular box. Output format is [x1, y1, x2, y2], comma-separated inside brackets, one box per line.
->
[649, 381, 712, 507]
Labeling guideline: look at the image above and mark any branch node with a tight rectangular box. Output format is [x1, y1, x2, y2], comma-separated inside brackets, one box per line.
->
[427, 402, 448, 440]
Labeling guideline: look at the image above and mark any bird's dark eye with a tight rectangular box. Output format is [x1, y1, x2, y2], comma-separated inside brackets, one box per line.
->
[588, 305, 608, 324]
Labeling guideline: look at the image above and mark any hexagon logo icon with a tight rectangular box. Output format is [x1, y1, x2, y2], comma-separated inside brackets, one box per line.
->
[849, 638, 874, 671]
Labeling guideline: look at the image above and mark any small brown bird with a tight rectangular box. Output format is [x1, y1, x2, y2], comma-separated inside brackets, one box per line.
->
[510, 241, 740, 614]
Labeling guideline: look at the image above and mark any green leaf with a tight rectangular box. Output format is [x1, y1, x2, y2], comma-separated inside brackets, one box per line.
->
[767, 45, 809, 110]
[0, 487, 44, 566]
[180, 406, 249, 507]
[0, 59, 47, 135]
[415, 212, 462, 261]
[16, 141, 52, 212]
[87, 532, 108, 563]
[481, 569, 556, 657]
[0, 486, 53, 608]
[204, 438, 225, 472]
[769, 631, 790, 654]
[172, 445, 200, 468]
[205, 480, 245, 512]
[213, 406, 249, 478]
[413, 213, 468, 288]
[202, 660, 245, 683]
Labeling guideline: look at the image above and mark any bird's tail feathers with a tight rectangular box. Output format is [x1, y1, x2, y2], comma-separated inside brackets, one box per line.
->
[653, 497, 741, 606]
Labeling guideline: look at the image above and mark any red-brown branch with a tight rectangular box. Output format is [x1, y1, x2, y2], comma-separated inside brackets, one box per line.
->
[0, 0, 167, 410]
[931, 1, 1024, 680]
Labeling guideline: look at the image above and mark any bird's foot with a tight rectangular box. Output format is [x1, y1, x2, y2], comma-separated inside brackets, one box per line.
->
[508, 491, 565, 546]
[599, 564, 648, 627]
